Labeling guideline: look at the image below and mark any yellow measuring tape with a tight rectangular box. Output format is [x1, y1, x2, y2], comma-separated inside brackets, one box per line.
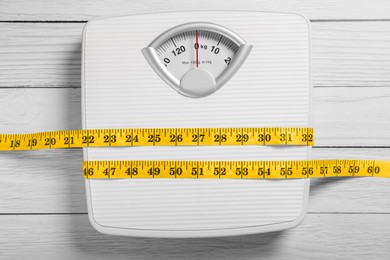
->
[83, 160, 390, 179]
[0, 127, 313, 150]
[1, 127, 389, 179]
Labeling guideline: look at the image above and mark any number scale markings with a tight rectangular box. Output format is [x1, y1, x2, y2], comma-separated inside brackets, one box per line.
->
[4, 127, 389, 180]
[83, 160, 390, 179]
[157, 29, 239, 80]
[0, 127, 314, 150]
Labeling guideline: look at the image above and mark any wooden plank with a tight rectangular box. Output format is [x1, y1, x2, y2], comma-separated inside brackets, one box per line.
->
[0, 22, 390, 88]
[1, 0, 390, 20]
[313, 22, 390, 87]
[312, 87, 390, 146]
[0, 88, 80, 132]
[0, 24, 82, 88]
[1, 87, 389, 146]
[0, 214, 389, 259]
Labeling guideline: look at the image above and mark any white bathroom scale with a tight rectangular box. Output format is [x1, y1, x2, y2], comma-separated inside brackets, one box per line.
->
[82, 11, 311, 238]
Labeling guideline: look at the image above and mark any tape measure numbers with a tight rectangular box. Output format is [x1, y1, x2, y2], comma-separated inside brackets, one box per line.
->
[2, 127, 389, 180]
[0, 127, 313, 151]
[83, 160, 390, 179]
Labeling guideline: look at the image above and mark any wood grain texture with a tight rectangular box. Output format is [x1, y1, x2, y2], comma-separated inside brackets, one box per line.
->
[313, 22, 390, 87]
[312, 87, 390, 146]
[1, 22, 390, 88]
[0, 214, 389, 259]
[1, 0, 390, 20]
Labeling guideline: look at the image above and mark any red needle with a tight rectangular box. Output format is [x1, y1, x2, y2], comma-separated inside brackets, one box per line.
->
[195, 30, 199, 68]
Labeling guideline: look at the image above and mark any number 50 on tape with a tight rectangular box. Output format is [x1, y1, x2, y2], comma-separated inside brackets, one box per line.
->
[83, 160, 390, 179]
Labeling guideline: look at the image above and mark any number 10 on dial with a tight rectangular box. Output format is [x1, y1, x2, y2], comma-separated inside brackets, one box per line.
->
[142, 22, 252, 98]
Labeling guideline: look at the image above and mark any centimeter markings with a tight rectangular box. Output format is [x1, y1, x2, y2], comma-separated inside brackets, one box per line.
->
[83, 160, 390, 179]
[0, 127, 314, 151]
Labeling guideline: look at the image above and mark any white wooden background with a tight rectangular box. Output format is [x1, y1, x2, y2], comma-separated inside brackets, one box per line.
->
[1, 0, 390, 259]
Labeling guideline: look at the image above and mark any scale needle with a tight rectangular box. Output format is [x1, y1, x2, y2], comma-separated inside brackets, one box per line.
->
[195, 30, 199, 67]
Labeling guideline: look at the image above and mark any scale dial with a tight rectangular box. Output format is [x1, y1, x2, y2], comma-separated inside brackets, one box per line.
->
[142, 23, 252, 98]
[156, 30, 238, 81]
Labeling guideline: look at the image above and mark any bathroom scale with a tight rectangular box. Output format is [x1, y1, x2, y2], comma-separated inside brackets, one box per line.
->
[82, 11, 311, 238]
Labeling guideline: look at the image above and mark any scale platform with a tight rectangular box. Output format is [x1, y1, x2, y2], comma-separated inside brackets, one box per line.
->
[82, 11, 311, 238]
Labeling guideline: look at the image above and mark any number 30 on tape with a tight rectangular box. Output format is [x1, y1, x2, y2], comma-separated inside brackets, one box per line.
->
[0, 127, 314, 150]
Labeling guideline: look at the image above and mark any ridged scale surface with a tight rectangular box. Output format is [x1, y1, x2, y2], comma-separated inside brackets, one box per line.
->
[83, 11, 310, 235]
